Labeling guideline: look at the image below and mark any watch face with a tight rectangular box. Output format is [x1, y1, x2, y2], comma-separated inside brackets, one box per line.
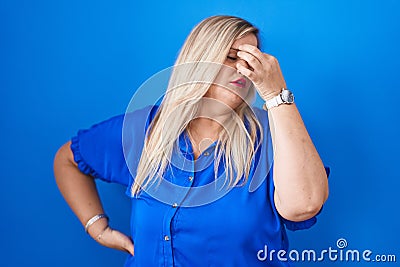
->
[281, 89, 294, 103]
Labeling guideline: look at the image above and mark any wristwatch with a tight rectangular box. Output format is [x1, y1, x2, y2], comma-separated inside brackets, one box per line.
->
[263, 88, 294, 110]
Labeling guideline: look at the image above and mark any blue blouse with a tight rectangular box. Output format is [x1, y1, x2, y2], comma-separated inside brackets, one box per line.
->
[70, 105, 329, 267]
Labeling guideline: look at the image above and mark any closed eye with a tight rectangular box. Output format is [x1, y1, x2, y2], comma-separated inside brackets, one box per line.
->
[227, 56, 237, 61]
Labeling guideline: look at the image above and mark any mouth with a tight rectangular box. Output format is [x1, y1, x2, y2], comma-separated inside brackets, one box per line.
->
[229, 78, 247, 88]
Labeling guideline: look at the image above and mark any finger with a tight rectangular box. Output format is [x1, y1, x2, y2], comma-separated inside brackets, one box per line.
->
[114, 230, 135, 255]
[237, 51, 263, 72]
[125, 239, 134, 256]
[96, 227, 133, 254]
[236, 63, 258, 85]
[238, 44, 264, 60]
[236, 63, 256, 82]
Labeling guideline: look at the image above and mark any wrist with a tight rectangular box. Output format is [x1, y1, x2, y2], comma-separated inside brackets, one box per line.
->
[85, 213, 109, 237]
[260, 90, 281, 101]
[88, 217, 109, 238]
[95, 225, 111, 241]
[262, 88, 294, 110]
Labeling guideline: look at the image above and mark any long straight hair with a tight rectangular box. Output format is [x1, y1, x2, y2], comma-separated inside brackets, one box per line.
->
[131, 15, 262, 195]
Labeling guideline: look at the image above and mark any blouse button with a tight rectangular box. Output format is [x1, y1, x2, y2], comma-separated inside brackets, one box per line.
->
[203, 152, 210, 156]
[172, 203, 178, 208]
[188, 176, 194, 181]
[164, 235, 170, 241]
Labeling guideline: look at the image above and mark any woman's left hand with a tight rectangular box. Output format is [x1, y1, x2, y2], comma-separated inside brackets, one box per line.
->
[236, 44, 287, 101]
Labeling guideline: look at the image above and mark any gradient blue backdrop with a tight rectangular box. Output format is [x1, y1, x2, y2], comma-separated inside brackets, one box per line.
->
[1, 0, 399, 266]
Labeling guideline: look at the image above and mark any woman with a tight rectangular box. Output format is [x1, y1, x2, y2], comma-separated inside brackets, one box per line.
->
[54, 15, 329, 266]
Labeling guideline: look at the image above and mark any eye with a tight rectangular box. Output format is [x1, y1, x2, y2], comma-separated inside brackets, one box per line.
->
[227, 56, 237, 61]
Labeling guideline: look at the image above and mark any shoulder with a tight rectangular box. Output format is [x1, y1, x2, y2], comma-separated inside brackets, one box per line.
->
[123, 105, 160, 130]
[122, 105, 160, 148]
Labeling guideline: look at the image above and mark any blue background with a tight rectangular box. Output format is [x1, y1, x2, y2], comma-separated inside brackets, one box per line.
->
[1, 0, 399, 266]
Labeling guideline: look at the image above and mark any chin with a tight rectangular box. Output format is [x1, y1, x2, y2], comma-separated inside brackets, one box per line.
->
[220, 98, 244, 110]
[224, 92, 246, 108]
[205, 86, 246, 110]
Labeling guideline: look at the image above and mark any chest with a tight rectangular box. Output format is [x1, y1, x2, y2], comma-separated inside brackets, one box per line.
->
[132, 180, 278, 241]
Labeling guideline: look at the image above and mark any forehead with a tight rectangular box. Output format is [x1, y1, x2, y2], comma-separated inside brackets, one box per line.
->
[230, 34, 258, 50]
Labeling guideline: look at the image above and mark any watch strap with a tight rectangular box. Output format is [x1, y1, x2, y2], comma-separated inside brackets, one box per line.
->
[263, 94, 283, 110]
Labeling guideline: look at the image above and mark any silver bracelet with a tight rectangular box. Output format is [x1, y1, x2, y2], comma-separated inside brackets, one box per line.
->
[85, 214, 109, 233]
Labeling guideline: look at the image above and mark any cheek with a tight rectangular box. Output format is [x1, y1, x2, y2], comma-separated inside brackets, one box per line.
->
[223, 61, 237, 70]
[213, 65, 251, 98]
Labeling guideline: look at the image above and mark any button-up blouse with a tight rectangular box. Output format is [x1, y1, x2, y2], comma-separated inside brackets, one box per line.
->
[71, 105, 329, 267]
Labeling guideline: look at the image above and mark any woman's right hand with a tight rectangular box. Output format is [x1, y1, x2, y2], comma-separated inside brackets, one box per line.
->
[94, 226, 134, 255]
[54, 141, 134, 256]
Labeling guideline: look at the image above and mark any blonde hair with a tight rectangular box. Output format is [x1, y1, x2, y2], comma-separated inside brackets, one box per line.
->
[131, 15, 262, 195]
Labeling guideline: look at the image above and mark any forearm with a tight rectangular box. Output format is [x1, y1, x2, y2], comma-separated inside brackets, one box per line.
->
[268, 104, 329, 221]
[53, 141, 108, 237]
[235, 44, 328, 220]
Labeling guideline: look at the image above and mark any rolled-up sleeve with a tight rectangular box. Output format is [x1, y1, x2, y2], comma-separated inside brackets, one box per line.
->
[70, 114, 131, 186]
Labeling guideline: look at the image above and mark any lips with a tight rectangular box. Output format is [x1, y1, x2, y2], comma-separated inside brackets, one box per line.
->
[230, 78, 247, 88]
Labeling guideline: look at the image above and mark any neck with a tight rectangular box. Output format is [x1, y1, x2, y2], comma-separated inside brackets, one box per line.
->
[191, 99, 233, 137]
[187, 98, 234, 156]
[187, 118, 223, 158]
[189, 117, 222, 138]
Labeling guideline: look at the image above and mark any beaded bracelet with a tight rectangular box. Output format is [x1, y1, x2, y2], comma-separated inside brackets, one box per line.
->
[85, 214, 109, 233]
